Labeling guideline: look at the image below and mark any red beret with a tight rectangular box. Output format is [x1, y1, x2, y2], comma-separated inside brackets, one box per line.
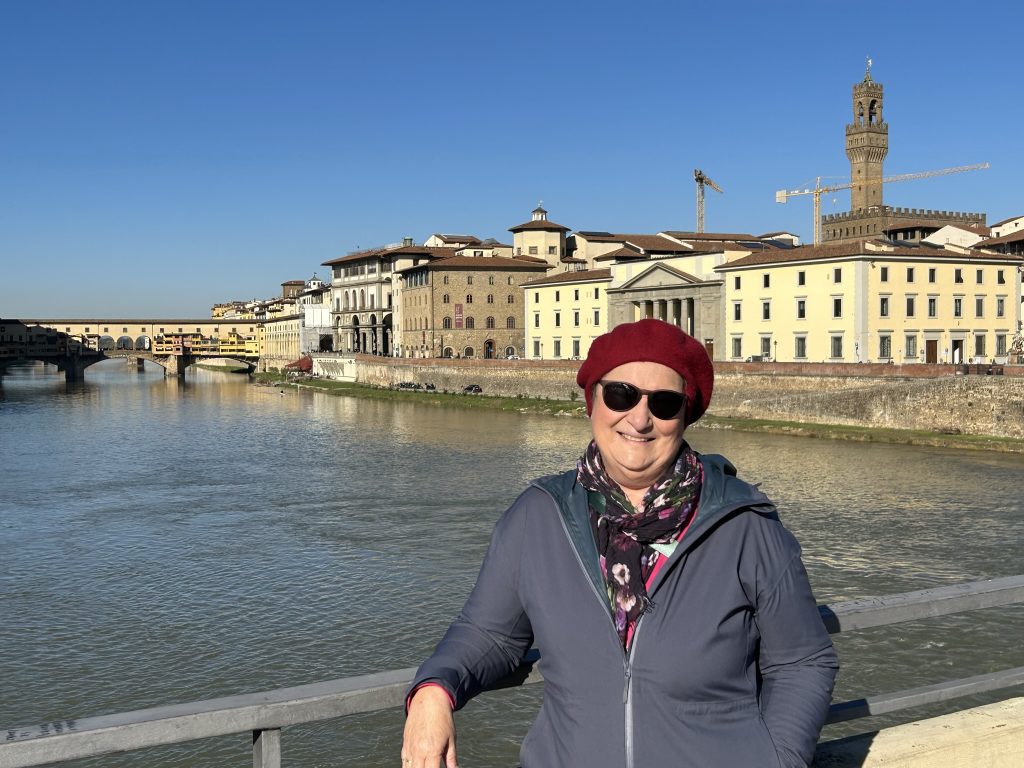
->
[576, 319, 714, 426]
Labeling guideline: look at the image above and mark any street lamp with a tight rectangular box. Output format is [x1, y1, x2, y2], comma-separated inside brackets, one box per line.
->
[773, 339, 778, 362]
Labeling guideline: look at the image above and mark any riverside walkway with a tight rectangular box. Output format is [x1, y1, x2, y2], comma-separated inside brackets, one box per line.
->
[3, 576, 1023, 768]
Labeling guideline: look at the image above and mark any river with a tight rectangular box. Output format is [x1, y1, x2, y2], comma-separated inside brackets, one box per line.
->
[1, 360, 1022, 767]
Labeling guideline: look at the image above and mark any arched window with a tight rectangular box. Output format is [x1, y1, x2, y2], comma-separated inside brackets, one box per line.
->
[464, 346, 475, 358]
[486, 316, 495, 329]
[505, 346, 516, 358]
[466, 317, 475, 329]
[442, 316, 452, 329]
[466, 295, 473, 304]
[506, 316, 516, 329]
[507, 277, 513, 285]
[488, 275, 494, 285]
[370, 294, 374, 309]
[487, 294, 494, 304]
[360, 290, 365, 309]
[443, 294, 450, 304]
[467, 275, 473, 285]
[443, 275, 449, 284]
[507, 294, 514, 303]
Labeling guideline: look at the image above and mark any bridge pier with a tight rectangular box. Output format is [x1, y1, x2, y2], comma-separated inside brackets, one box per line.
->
[163, 354, 194, 378]
[62, 359, 89, 383]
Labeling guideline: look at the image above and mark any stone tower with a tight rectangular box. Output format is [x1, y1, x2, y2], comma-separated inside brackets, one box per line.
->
[845, 62, 888, 211]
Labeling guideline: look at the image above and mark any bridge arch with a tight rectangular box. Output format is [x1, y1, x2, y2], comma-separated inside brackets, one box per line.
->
[115, 335, 134, 350]
[98, 335, 115, 351]
[135, 335, 152, 351]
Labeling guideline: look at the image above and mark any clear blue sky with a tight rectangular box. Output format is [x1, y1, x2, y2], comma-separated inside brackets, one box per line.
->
[2, 0, 1020, 318]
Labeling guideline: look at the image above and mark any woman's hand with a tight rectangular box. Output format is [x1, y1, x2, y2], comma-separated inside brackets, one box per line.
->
[402, 685, 458, 768]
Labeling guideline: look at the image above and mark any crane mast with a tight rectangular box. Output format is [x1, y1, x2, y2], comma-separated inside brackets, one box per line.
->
[775, 162, 989, 245]
[694, 169, 723, 233]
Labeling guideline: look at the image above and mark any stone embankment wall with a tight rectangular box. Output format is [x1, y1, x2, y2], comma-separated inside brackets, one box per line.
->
[348, 355, 1024, 438]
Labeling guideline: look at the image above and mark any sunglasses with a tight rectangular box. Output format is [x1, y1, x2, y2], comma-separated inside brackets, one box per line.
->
[598, 380, 687, 421]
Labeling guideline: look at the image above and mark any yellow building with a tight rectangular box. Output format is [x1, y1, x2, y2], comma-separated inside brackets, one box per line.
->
[716, 239, 1023, 364]
[509, 205, 570, 264]
[521, 269, 611, 360]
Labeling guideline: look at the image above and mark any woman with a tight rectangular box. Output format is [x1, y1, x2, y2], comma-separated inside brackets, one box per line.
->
[403, 319, 838, 768]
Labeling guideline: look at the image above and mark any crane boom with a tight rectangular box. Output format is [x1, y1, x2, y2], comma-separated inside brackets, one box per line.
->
[775, 162, 989, 244]
[694, 169, 723, 233]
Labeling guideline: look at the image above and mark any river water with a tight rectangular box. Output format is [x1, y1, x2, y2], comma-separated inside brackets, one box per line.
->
[1, 360, 1022, 767]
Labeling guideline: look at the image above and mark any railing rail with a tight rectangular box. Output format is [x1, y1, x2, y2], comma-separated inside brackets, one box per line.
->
[3, 575, 1023, 768]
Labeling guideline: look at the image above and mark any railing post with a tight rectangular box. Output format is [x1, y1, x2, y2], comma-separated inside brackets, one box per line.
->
[252, 728, 281, 768]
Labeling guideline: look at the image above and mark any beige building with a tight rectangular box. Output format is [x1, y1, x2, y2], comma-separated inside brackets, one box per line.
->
[716, 239, 1023, 364]
[521, 268, 612, 360]
[509, 205, 570, 265]
[397, 253, 550, 358]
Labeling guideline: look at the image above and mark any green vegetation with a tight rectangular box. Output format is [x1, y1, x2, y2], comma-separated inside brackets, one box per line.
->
[252, 374, 1024, 453]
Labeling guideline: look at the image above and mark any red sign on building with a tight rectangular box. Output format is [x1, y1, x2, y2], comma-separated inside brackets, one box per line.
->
[454, 304, 464, 329]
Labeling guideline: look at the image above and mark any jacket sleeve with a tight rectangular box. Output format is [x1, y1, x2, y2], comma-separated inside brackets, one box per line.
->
[754, 529, 839, 768]
[408, 496, 534, 711]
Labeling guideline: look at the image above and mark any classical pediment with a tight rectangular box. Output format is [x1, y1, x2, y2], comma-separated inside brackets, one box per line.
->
[618, 262, 703, 291]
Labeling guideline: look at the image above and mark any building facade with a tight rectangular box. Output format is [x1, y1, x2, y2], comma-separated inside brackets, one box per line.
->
[521, 269, 612, 360]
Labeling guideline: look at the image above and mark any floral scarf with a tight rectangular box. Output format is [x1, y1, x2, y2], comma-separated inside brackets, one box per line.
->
[577, 440, 703, 648]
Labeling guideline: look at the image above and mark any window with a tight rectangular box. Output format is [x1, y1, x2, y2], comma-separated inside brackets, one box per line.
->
[795, 336, 807, 359]
[997, 298, 1005, 317]
[761, 337, 772, 358]
[487, 294, 494, 304]
[507, 317, 516, 329]
[928, 268, 936, 283]
[734, 276, 741, 289]
[906, 267, 915, 283]
[733, 302, 742, 321]
[507, 294, 514, 304]
[548, 245, 557, 256]
[533, 313, 540, 328]
[572, 339, 580, 357]
[553, 340, 561, 358]
[928, 297, 937, 318]
[555, 291, 560, 302]
[443, 294, 450, 304]
[442, 316, 452, 329]
[975, 334, 986, 357]
[975, 297, 984, 317]
[954, 268, 963, 284]
[763, 274, 770, 288]
[953, 298, 963, 317]
[831, 335, 843, 358]
[467, 276, 473, 285]
[879, 335, 891, 359]
[998, 270, 1006, 285]
[731, 337, 742, 358]
[534, 292, 539, 303]
[880, 297, 889, 317]
[466, 317, 475, 329]
[554, 311, 561, 327]
[976, 269, 984, 284]
[762, 301, 771, 320]
[573, 310, 580, 326]
[833, 297, 842, 318]
[488, 275, 494, 285]
[528, 246, 538, 255]
[466, 295, 473, 304]
[906, 335, 917, 359]
[593, 309, 600, 325]
[574, 289, 579, 300]
[997, 334, 1007, 356]
[533, 340, 541, 357]
[798, 271, 806, 286]
[906, 296, 915, 317]
[880, 266, 888, 282]
[833, 268, 842, 283]
[485, 316, 495, 329]
[508, 277, 514, 285]
[796, 299, 806, 319]
[594, 288, 600, 300]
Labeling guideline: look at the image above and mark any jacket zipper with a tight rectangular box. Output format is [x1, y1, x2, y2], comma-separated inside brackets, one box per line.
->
[547, 488, 638, 768]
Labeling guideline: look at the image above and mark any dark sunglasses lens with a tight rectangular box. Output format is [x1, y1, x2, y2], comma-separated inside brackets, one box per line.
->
[648, 391, 685, 420]
[602, 382, 641, 411]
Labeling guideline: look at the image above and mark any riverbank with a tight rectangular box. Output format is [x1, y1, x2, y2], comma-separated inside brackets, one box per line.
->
[253, 373, 1024, 453]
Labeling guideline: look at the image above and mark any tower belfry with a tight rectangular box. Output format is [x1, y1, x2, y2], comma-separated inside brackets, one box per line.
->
[845, 59, 888, 211]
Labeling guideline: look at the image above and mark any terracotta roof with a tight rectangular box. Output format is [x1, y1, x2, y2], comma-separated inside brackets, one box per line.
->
[661, 230, 760, 242]
[322, 245, 457, 267]
[594, 246, 647, 262]
[716, 239, 1024, 270]
[990, 215, 1024, 228]
[980, 228, 1024, 246]
[434, 234, 481, 244]
[397, 255, 552, 273]
[508, 219, 571, 233]
[521, 268, 612, 287]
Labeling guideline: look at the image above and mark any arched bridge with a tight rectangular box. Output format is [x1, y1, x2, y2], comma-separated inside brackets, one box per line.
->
[1, 318, 262, 381]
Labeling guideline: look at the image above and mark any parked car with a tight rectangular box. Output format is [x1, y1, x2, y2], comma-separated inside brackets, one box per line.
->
[463, 384, 483, 394]
[507, 354, 521, 360]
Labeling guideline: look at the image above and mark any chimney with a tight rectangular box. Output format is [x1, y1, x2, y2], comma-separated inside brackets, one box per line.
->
[402, 236, 414, 247]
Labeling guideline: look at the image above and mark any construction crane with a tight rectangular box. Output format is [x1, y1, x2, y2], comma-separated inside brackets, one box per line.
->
[694, 169, 723, 233]
[775, 162, 990, 245]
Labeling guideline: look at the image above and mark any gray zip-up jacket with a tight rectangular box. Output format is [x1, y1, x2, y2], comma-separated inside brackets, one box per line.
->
[411, 454, 838, 767]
